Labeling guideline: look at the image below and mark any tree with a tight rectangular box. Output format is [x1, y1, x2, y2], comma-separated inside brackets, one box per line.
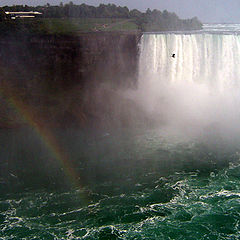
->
[130, 9, 141, 18]
[0, 8, 6, 21]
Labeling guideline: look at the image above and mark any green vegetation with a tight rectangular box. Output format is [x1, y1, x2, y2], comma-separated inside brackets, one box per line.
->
[138, 9, 203, 31]
[40, 18, 139, 34]
[0, 3, 202, 34]
[0, 18, 139, 36]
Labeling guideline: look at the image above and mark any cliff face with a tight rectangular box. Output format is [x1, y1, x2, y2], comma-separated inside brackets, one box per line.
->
[0, 32, 143, 129]
[76, 32, 141, 89]
[0, 32, 141, 89]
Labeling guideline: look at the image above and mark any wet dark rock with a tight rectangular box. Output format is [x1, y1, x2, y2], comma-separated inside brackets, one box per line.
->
[0, 32, 142, 129]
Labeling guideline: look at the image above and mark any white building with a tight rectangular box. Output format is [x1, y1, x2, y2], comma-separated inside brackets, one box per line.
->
[5, 11, 43, 19]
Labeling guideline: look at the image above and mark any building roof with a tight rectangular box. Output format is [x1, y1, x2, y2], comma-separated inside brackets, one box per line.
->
[5, 11, 42, 15]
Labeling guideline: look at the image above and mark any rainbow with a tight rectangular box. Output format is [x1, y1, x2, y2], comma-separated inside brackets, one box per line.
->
[0, 84, 88, 202]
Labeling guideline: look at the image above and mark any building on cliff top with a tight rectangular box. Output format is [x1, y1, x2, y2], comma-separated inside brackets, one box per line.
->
[5, 11, 42, 19]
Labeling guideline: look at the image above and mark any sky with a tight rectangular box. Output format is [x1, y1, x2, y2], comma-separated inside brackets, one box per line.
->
[1, 0, 240, 23]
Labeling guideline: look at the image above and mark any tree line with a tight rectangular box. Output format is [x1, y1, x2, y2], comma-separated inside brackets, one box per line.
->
[0, 2, 203, 31]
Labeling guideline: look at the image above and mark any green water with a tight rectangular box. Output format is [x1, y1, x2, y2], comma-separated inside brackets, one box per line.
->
[1, 128, 240, 239]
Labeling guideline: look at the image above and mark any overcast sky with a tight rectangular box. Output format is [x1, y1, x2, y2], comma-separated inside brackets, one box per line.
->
[1, 0, 240, 23]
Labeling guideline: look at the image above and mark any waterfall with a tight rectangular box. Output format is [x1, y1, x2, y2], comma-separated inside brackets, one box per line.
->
[139, 33, 240, 90]
[136, 33, 240, 136]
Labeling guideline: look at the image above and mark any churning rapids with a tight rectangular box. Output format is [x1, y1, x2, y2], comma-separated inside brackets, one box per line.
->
[2, 24, 240, 239]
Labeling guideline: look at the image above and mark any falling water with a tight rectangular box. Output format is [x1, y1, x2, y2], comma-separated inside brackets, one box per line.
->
[136, 33, 240, 139]
[139, 34, 240, 87]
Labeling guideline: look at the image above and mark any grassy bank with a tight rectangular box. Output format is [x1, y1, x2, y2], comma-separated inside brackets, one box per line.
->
[41, 18, 139, 33]
[0, 18, 140, 36]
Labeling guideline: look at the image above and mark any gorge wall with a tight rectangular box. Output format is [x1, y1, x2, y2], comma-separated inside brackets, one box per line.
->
[0, 32, 143, 129]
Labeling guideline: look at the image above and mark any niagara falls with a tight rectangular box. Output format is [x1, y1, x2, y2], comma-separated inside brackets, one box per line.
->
[1, 1, 240, 239]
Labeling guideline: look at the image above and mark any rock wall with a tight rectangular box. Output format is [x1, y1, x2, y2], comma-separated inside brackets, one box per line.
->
[0, 32, 143, 129]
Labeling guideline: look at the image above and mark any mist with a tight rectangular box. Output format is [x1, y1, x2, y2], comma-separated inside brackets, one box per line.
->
[129, 32, 240, 145]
